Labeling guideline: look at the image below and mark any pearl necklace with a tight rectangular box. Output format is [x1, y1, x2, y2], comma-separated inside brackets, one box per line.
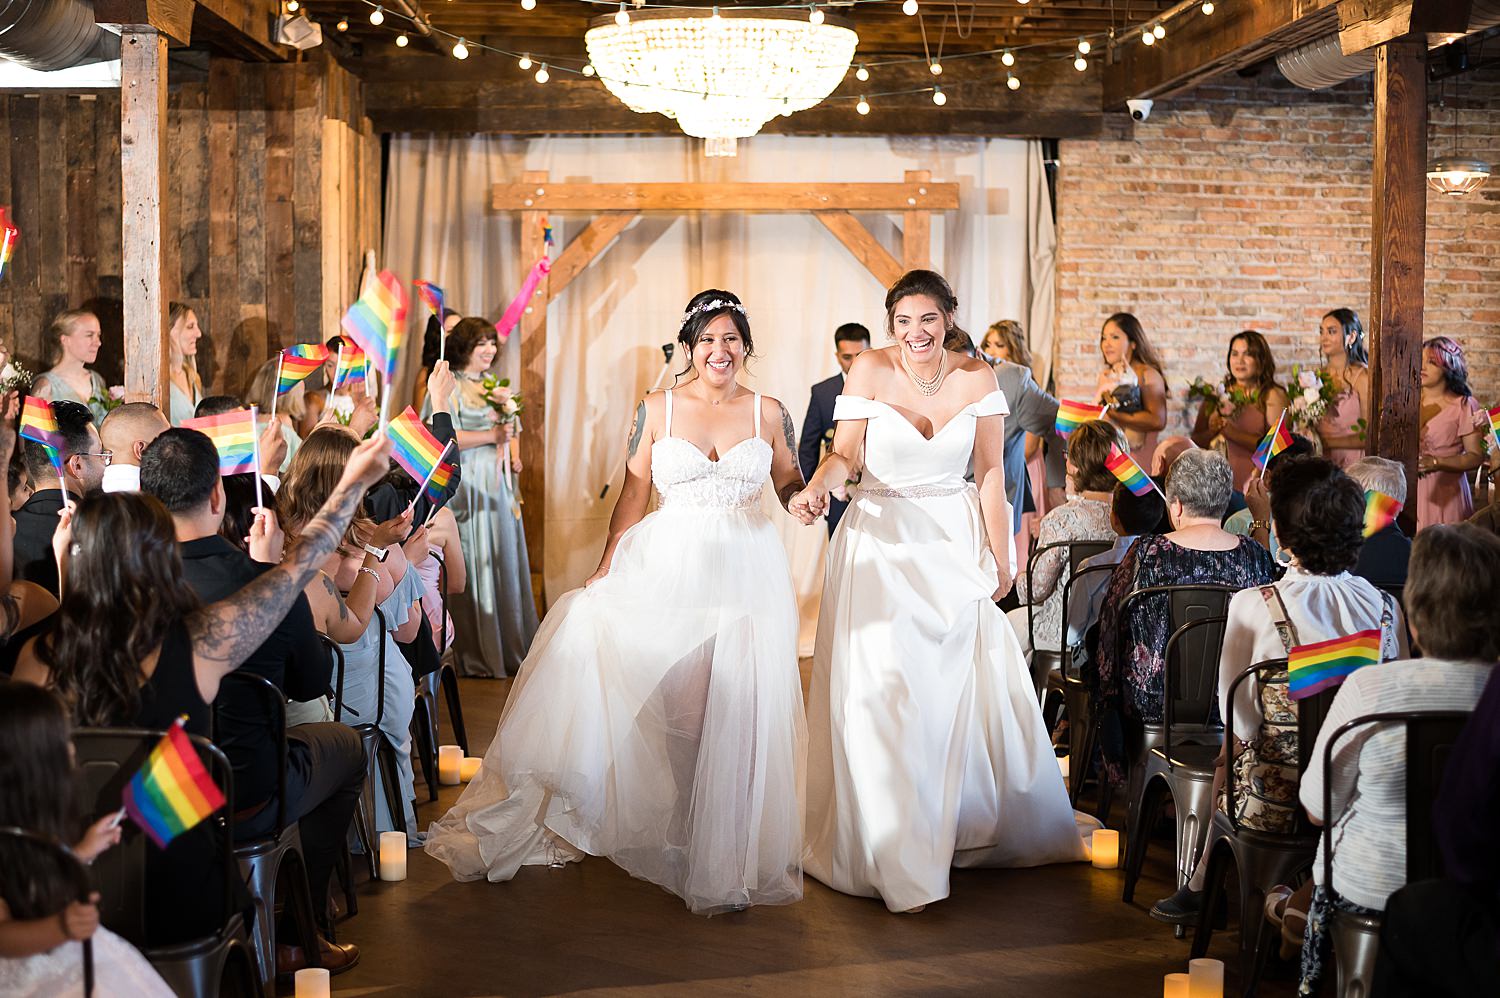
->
[900, 348, 947, 397]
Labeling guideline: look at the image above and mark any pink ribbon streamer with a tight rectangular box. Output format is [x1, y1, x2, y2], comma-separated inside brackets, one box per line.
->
[495, 257, 551, 343]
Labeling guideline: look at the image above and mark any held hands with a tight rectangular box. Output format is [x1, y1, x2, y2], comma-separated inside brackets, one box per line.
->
[426, 361, 456, 416]
[247, 507, 285, 564]
[787, 483, 829, 526]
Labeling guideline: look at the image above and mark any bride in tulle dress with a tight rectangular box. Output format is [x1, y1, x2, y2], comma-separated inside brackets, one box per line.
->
[790, 270, 1092, 914]
[425, 290, 810, 914]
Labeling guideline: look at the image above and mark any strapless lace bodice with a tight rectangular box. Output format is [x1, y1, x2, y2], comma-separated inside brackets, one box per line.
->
[650, 390, 770, 511]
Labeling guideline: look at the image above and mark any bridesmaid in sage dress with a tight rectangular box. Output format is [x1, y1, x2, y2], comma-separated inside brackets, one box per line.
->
[32, 309, 111, 423]
[428, 317, 539, 677]
[1315, 308, 1370, 469]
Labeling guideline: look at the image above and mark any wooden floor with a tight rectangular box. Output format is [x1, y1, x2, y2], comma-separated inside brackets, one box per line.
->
[332, 674, 1299, 997]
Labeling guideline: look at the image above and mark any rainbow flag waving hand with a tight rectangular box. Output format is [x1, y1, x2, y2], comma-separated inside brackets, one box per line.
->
[1252, 411, 1293, 473]
[388, 406, 457, 509]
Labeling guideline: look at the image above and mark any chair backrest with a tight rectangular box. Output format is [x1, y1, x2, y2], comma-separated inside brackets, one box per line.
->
[71, 728, 237, 949]
[1375, 584, 1416, 654]
[433, 553, 450, 656]
[1118, 584, 1238, 706]
[214, 672, 289, 834]
[1319, 710, 1472, 895]
[1222, 659, 1285, 834]
[1059, 562, 1117, 678]
[1161, 615, 1228, 737]
[324, 634, 348, 723]
[1026, 540, 1115, 650]
[327, 608, 388, 729]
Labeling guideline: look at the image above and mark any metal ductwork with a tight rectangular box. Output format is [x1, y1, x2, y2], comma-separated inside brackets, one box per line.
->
[0, 0, 120, 72]
[1278, 0, 1500, 89]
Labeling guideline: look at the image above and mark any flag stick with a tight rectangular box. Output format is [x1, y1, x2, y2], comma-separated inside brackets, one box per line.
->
[439, 320, 447, 362]
[249, 405, 265, 512]
[323, 343, 343, 418]
[1258, 409, 1288, 482]
[269, 353, 283, 422]
[408, 439, 454, 514]
[379, 375, 392, 429]
[56, 457, 67, 508]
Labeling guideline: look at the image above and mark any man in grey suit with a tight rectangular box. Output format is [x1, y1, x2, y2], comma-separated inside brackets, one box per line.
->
[798, 322, 871, 535]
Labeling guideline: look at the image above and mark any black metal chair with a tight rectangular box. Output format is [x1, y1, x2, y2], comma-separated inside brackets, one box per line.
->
[332, 608, 408, 851]
[1191, 660, 1326, 995]
[215, 672, 321, 990]
[1055, 561, 1117, 804]
[422, 554, 469, 755]
[1374, 583, 1414, 654]
[0, 825, 97, 996]
[1024, 539, 1113, 701]
[72, 728, 261, 998]
[1319, 710, 1470, 998]
[1122, 613, 1228, 911]
[321, 635, 366, 911]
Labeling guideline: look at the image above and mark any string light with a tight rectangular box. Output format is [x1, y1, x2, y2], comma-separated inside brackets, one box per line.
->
[582, 63, 596, 76]
[519, 53, 533, 69]
[710, 6, 721, 21]
[1006, 71, 1020, 90]
[452, 36, 469, 58]
[1077, 38, 1090, 55]
[369, 5, 384, 24]
[521, 0, 537, 8]
[614, 2, 629, 26]
[856, 96, 870, 115]
[1202, 0, 1214, 11]
[1141, 27, 1155, 45]
[809, 4, 824, 24]
[284, 0, 298, 11]
[1001, 49, 1015, 67]
[536, 63, 550, 83]
[1074, 55, 1087, 71]
[929, 61, 942, 75]
[1153, 23, 1166, 39]
[335, 17, 348, 31]
[931, 86, 946, 105]
[902, 0, 918, 15]
[855, 64, 869, 82]
[395, 32, 408, 46]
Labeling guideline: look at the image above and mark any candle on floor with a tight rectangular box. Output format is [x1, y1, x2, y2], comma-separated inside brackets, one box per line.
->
[438, 744, 463, 785]
[1188, 958, 1224, 998]
[460, 757, 482, 782]
[294, 968, 330, 998]
[378, 830, 407, 882]
[1090, 828, 1119, 869]
[1163, 972, 1189, 998]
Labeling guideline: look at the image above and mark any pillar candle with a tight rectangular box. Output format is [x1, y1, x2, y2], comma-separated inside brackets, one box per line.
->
[378, 830, 407, 882]
[1090, 828, 1120, 869]
[1188, 958, 1224, 998]
[460, 757, 482, 782]
[438, 744, 463, 785]
[294, 968, 330, 998]
[1163, 972, 1189, 998]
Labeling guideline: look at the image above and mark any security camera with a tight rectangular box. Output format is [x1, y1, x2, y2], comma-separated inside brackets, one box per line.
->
[1127, 99, 1153, 121]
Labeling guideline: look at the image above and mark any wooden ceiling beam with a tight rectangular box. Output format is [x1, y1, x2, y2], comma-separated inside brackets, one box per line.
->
[1336, 0, 1473, 54]
[492, 180, 959, 213]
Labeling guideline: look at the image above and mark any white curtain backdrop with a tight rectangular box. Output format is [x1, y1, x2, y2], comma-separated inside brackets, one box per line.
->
[384, 134, 1054, 652]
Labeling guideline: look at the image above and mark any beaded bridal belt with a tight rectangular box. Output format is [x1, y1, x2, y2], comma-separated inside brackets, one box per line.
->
[859, 483, 971, 499]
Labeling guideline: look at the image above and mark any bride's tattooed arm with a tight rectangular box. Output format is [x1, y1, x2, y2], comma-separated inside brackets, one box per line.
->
[771, 399, 807, 511]
[627, 401, 647, 457]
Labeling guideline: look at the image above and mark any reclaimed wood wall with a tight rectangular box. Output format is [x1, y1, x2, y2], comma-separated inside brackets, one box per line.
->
[0, 53, 379, 397]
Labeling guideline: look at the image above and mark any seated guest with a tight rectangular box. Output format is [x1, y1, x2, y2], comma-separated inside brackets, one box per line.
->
[1064, 482, 1167, 650]
[0, 683, 173, 996]
[1097, 449, 1278, 731]
[195, 394, 245, 419]
[191, 395, 290, 488]
[1295, 524, 1499, 993]
[8, 454, 32, 510]
[1465, 449, 1500, 537]
[14, 400, 104, 596]
[12, 433, 393, 945]
[139, 429, 366, 972]
[1347, 456, 1412, 588]
[1224, 431, 1317, 559]
[1008, 420, 1120, 665]
[1151, 456, 1405, 924]
[0, 419, 60, 679]
[98, 403, 170, 493]
[247, 359, 305, 473]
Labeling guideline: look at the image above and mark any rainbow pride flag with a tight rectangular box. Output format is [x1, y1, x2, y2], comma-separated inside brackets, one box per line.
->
[1363, 490, 1401, 538]
[122, 718, 226, 850]
[388, 405, 449, 486]
[340, 270, 407, 377]
[0, 206, 18, 282]
[1055, 399, 1105, 437]
[414, 280, 444, 319]
[18, 395, 63, 460]
[1252, 415, 1294, 470]
[423, 454, 457, 505]
[182, 408, 258, 475]
[333, 346, 368, 391]
[1288, 629, 1382, 700]
[277, 344, 329, 394]
[1487, 404, 1500, 448]
[1106, 444, 1155, 497]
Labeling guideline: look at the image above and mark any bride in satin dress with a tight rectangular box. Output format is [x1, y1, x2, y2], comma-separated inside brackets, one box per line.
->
[790, 270, 1091, 914]
[426, 290, 809, 914]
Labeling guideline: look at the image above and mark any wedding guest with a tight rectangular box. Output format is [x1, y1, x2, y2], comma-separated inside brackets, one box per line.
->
[1417, 336, 1485, 528]
[14, 400, 104, 596]
[166, 303, 204, 425]
[1095, 312, 1168, 471]
[1316, 308, 1370, 469]
[982, 319, 1059, 557]
[31, 309, 111, 423]
[98, 403, 170, 494]
[1190, 331, 1289, 490]
[411, 310, 463, 415]
[1348, 456, 1412, 589]
[247, 356, 306, 473]
[798, 322, 870, 535]
[1224, 432, 1317, 560]
[1064, 482, 1167, 650]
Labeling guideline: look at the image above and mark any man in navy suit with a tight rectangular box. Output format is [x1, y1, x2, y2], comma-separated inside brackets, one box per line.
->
[799, 322, 871, 535]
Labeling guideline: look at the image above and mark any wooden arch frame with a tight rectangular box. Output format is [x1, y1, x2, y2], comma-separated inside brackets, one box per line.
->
[489, 169, 959, 596]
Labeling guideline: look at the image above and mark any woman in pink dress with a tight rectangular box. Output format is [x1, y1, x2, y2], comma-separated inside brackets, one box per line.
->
[982, 320, 1051, 561]
[1315, 308, 1370, 469]
[1417, 336, 1486, 529]
[1190, 330, 1289, 490]
[1093, 312, 1168, 472]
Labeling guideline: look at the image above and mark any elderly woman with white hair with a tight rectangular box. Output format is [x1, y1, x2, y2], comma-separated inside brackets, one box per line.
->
[1347, 455, 1411, 589]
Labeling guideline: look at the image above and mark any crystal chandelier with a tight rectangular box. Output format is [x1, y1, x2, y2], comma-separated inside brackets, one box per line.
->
[585, 8, 859, 157]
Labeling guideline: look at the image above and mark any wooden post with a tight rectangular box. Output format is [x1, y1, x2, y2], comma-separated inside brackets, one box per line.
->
[902, 169, 932, 274]
[119, 27, 170, 405]
[517, 170, 549, 605]
[1364, 38, 1427, 533]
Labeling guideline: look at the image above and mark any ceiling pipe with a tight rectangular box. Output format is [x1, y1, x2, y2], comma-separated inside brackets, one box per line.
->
[1277, 0, 1500, 89]
[0, 0, 120, 71]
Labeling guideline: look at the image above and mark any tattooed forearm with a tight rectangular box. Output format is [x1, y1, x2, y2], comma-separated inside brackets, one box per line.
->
[777, 480, 803, 511]
[626, 401, 647, 458]
[778, 402, 796, 453]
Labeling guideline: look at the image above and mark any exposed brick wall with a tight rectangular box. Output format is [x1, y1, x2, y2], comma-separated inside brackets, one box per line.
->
[1054, 65, 1500, 435]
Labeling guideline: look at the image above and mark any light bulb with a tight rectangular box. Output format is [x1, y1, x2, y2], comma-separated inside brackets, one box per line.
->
[395, 32, 408, 46]
[521, 0, 536, 8]
[452, 37, 469, 59]
[1074, 56, 1087, 71]
[1001, 49, 1014, 67]
[335, 17, 348, 31]
[856, 96, 870, 115]
[1142, 28, 1155, 45]
[932, 86, 946, 106]
[1017, 0, 1030, 4]
[809, 5, 824, 24]
[519, 53, 532, 70]
[614, 2, 629, 26]
[1077, 38, 1091, 54]
[710, 6, 721, 20]
[1006, 72, 1020, 91]
[1153, 22, 1166, 38]
[369, 5, 384, 24]
[582, 63, 595, 77]
[902, 0, 918, 15]
[1202, 0, 1214, 12]
[929, 61, 942, 75]
[855, 64, 869, 82]
[285, 0, 298, 11]
[535, 63, 549, 83]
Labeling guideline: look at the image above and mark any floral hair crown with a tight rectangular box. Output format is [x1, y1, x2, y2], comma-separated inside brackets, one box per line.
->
[680, 299, 747, 329]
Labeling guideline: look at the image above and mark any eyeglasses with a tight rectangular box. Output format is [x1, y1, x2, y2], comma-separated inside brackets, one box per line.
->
[79, 450, 113, 466]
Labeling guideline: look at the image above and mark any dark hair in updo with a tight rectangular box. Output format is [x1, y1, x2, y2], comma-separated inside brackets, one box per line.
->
[884, 269, 957, 337]
[1267, 455, 1365, 575]
[447, 317, 499, 371]
[677, 289, 753, 361]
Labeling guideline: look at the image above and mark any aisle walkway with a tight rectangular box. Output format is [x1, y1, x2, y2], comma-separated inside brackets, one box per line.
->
[334, 676, 1297, 997]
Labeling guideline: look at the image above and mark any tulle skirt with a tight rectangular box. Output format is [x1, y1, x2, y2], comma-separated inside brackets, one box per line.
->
[425, 503, 806, 914]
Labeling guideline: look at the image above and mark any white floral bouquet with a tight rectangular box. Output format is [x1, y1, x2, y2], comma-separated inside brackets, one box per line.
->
[0, 359, 32, 394]
[331, 394, 355, 426]
[1285, 366, 1339, 431]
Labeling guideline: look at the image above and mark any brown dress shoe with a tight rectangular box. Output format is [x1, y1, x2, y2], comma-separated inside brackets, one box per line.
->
[318, 937, 361, 975]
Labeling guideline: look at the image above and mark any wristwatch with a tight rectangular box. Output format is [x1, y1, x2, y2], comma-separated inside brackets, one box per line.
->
[1249, 519, 1271, 535]
[362, 543, 389, 563]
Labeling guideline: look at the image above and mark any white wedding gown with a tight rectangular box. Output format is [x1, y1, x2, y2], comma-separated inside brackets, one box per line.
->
[805, 390, 1091, 913]
[425, 391, 806, 914]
